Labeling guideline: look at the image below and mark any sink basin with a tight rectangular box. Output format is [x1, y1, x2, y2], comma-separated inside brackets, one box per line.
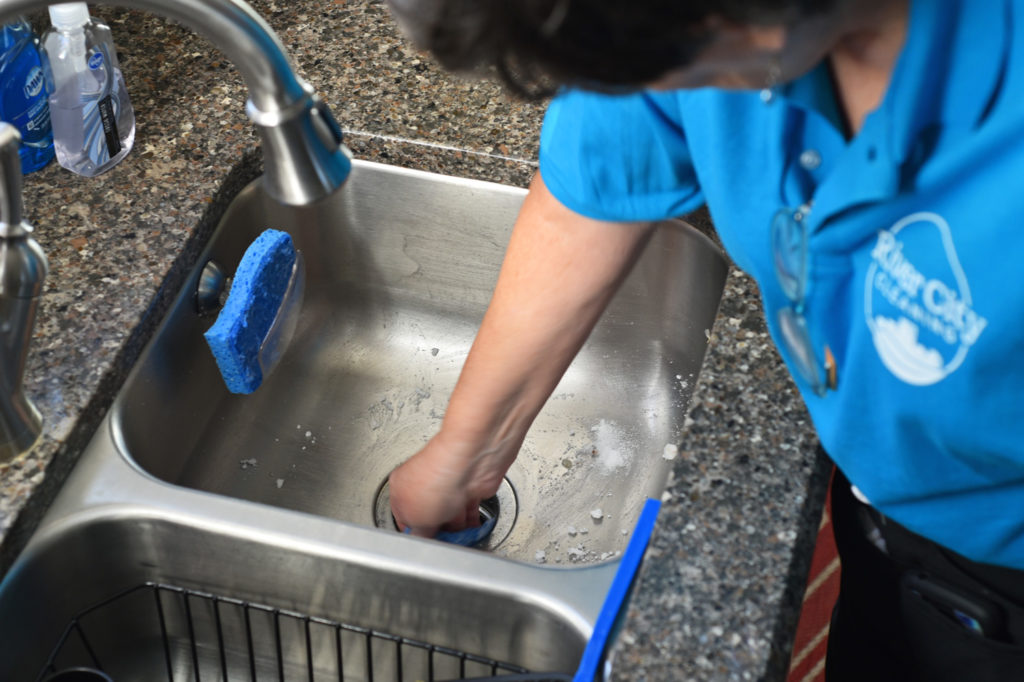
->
[114, 160, 729, 564]
[0, 160, 728, 680]
[0, 501, 587, 680]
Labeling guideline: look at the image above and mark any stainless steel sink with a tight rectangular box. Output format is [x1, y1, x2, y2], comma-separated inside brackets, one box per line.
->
[0, 160, 728, 679]
[0, 478, 590, 679]
[115, 160, 728, 565]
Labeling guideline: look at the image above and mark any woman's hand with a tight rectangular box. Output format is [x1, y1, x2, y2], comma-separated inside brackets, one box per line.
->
[388, 438, 480, 537]
[388, 429, 521, 536]
[389, 172, 654, 536]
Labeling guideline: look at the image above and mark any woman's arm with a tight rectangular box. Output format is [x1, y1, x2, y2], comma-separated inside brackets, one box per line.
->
[389, 171, 655, 536]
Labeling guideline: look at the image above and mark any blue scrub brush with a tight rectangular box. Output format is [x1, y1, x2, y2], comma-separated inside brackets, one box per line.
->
[437, 498, 663, 682]
[204, 229, 306, 394]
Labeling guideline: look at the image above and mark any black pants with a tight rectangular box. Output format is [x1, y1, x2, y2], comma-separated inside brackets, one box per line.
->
[825, 469, 1024, 681]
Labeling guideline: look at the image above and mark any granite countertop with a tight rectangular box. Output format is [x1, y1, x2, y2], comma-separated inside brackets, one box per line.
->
[0, 1, 826, 680]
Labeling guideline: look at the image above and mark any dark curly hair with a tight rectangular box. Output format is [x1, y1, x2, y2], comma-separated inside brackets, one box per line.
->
[386, 0, 833, 97]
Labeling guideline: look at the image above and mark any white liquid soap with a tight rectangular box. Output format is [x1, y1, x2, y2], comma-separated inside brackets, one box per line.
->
[41, 2, 134, 176]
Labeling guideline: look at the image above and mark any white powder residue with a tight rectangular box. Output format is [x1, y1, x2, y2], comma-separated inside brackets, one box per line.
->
[276, 478, 284, 489]
[590, 419, 633, 471]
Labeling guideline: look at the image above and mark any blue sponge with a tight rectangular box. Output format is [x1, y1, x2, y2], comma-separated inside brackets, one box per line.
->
[204, 229, 296, 394]
[403, 515, 498, 547]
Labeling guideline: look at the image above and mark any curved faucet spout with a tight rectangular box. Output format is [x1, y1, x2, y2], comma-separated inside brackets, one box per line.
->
[0, 0, 352, 205]
[1, 0, 302, 113]
[0, 0, 353, 457]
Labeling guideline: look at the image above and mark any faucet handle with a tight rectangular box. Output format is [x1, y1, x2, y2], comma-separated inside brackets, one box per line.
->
[0, 122, 29, 239]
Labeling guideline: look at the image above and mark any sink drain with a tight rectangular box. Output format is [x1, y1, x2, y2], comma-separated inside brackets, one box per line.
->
[373, 477, 517, 550]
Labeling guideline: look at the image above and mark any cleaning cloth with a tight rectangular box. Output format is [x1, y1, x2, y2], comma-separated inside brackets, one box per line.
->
[204, 229, 297, 394]
[404, 515, 498, 547]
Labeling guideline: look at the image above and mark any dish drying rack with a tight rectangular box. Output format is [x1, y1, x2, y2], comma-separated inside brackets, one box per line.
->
[37, 582, 568, 682]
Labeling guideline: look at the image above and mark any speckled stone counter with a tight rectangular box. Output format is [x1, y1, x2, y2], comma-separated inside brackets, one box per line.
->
[0, 2, 827, 680]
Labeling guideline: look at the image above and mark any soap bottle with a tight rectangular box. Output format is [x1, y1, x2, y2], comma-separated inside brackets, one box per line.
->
[0, 17, 55, 174]
[40, 2, 135, 177]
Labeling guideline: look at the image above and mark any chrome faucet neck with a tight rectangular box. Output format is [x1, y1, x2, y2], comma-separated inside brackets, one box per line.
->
[0, 0, 352, 205]
[2, 0, 303, 113]
[0, 124, 28, 240]
[2, 0, 352, 458]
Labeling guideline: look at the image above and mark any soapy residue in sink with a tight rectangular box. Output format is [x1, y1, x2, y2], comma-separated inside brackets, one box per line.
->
[531, 536, 623, 565]
[367, 387, 437, 431]
[589, 419, 636, 471]
[492, 416, 652, 564]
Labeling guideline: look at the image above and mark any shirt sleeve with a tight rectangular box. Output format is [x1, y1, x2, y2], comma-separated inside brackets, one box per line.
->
[538, 88, 705, 222]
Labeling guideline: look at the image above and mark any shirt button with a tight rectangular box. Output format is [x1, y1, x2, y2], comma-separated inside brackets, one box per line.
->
[760, 88, 775, 104]
[799, 149, 822, 170]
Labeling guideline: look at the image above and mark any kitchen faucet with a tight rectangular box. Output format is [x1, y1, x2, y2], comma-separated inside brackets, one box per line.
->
[0, 123, 47, 462]
[1, 0, 353, 204]
[0, 0, 353, 461]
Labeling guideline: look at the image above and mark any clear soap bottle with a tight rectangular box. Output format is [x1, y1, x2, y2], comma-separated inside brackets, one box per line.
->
[40, 2, 135, 176]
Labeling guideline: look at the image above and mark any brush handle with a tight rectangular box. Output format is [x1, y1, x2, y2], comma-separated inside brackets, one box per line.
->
[573, 497, 662, 682]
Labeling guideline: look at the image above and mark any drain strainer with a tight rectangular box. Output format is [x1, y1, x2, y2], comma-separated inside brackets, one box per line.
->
[373, 477, 517, 551]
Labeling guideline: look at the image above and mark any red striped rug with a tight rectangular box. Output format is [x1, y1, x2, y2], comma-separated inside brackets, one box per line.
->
[787, 479, 840, 682]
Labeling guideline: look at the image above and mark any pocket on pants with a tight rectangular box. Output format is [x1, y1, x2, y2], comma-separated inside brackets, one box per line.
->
[900, 570, 1024, 681]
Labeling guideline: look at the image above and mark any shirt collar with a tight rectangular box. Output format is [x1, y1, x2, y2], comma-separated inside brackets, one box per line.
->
[779, 61, 844, 133]
[771, 0, 1010, 219]
[778, 0, 1009, 164]
[881, 0, 1010, 165]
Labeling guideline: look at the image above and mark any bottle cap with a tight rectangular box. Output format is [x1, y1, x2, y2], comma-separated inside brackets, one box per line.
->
[48, 3, 90, 29]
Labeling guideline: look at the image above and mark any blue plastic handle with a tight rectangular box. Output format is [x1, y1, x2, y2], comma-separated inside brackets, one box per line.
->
[573, 497, 662, 682]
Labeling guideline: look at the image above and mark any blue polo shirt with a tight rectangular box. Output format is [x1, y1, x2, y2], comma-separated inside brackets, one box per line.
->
[539, 0, 1024, 568]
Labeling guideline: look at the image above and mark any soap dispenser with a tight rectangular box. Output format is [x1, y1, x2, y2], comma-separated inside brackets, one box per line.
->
[0, 123, 48, 461]
[0, 17, 55, 174]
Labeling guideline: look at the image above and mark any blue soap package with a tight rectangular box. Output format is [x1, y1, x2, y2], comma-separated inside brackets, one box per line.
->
[0, 17, 54, 174]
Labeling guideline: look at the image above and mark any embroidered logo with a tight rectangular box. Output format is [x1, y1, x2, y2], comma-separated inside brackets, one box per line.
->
[864, 212, 987, 386]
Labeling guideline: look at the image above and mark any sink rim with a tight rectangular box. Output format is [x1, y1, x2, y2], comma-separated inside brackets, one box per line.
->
[4, 160, 729, 678]
[104, 158, 728, 566]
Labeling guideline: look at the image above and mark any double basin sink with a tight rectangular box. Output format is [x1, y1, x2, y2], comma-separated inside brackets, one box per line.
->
[0, 160, 728, 680]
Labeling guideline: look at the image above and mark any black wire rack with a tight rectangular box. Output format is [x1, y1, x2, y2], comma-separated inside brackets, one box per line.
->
[36, 582, 570, 682]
